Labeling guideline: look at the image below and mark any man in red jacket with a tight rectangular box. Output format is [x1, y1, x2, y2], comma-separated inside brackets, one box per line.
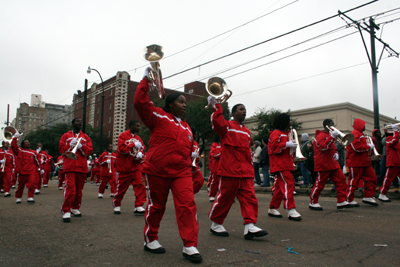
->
[112, 120, 147, 215]
[207, 135, 221, 202]
[59, 117, 93, 222]
[309, 119, 350, 211]
[346, 118, 378, 207]
[98, 144, 117, 198]
[0, 141, 16, 197]
[11, 136, 42, 203]
[378, 124, 400, 202]
[268, 113, 302, 221]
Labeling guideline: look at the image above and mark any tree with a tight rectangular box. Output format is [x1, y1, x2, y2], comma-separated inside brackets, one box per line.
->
[251, 107, 302, 142]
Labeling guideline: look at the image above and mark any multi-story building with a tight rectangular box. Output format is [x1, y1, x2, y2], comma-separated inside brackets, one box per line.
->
[45, 103, 72, 127]
[72, 71, 208, 150]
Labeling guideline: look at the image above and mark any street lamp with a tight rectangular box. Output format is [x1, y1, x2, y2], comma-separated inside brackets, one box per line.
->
[87, 66, 105, 155]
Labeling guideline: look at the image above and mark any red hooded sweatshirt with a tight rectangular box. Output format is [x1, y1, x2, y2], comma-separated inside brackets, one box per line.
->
[346, 118, 371, 167]
[386, 131, 400, 167]
[268, 129, 295, 173]
[313, 130, 340, 171]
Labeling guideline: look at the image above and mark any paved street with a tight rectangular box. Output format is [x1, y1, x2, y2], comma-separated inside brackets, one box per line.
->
[0, 180, 399, 267]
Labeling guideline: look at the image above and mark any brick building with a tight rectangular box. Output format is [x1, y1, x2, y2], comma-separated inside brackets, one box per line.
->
[72, 71, 208, 150]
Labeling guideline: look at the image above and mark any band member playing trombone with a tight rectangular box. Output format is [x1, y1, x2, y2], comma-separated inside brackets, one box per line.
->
[112, 120, 147, 215]
[207, 97, 268, 239]
[0, 141, 15, 197]
[346, 118, 378, 207]
[59, 117, 93, 222]
[378, 124, 400, 202]
[268, 113, 302, 221]
[309, 119, 350, 211]
[98, 144, 116, 198]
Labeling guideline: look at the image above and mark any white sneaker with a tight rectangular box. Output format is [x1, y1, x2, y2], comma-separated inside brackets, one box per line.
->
[4, 192, 11, 197]
[63, 212, 71, 222]
[0, 189, 4, 193]
[293, 191, 298, 195]
[114, 206, 121, 214]
[34, 189, 40, 195]
[16, 198, 21, 203]
[288, 209, 302, 221]
[210, 222, 229, 236]
[11, 185, 16, 189]
[110, 193, 114, 197]
[348, 200, 360, 207]
[362, 197, 379, 206]
[378, 194, 391, 202]
[244, 223, 268, 239]
[337, 201, 350, 209]
[182, 246, 202, 263]
[254, 184, 260, 187]
[71, 209, 82, 217]
[268, 208, 283, 218]
[27, 197, 35, 203]
[43, 184, 48, 188]
[134, 206, 145, 215]
[209, 197, 215, 202]
[309, 203, 323, 211]
[98, 193, 103, 198]
[144, 240, 165, 253]
[58, 187, 63, 190]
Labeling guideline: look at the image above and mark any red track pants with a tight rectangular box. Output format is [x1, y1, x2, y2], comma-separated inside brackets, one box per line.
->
[35, 171, 42, 190]
[209, 177, 258, 225]
[346, 166, 377, 202]
[99, 175, 116, 194]
[269, 171, 296, 210]
[192, 169, 204, 194]
[113, 171, 146, 208]
[43, 171, 50, 185]
[144, 174, 198, 247]
[208, 172, 220, 198]
[11, 173, 16, 187]
[380, 166, 400, 195]
[0, 171, 12, 193]
[15, 174, 36, 198]
[310, 169, 347, 204]
[61, 172, 86, 214]
[58, 173, 65, 188]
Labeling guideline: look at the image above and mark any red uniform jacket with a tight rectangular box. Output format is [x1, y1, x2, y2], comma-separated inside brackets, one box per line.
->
[91, 159, 100, 173]
[346, 119, 371, 167]
[134, 78, 194, 179]
[115, 130, 145, 174]
[99, 151, 117, 176]
[208, 142, 222, 172]
[268, 129, 294, 173]
[313, 130, 340, 171]
[211, 104, 253, 178]
[11, 138, 41, 175]
[57, 155, 65, 175]
[0, 149, 16, 173]
[39, 151, 52, 172]
[59, 130, 93, 173]
[386, 131, 400, 167]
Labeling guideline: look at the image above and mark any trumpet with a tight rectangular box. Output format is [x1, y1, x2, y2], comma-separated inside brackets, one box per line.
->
[366, 136, 382, 161]
[204, 77, 232, 109]
[384, 123, 400, 133]
[325, 126, 354, 146]
[1, 156, 5, 172]
[66, 137, 82, 160]
[108, 156, 112, 173]
[192, 148, 200, 167]
[55, 159, 64, 170]
[143, 44, 164, 99]
[288, 128, 307, 162]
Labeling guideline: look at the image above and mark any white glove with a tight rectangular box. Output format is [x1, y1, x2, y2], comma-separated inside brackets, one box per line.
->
[106, 159, 111, 164]
[136, 152, 143, 159]
[285, 141, 298, 148]
[393, 124, 399, 132]
[368, 143, 375, 150]
[70, 138, 78, 147]
[333, 153, 339, 161]
[40, 169, 44, 175]
[191, 151, 199, 158]
[134, 141, 142, 149]
[13, 132, 20, 138]
[77, 143, 82, 150]
[36, 147, 42, 153]
[143, 67, 152, 79]
[207, 96, 218, 107]
[330, 130, 339, 138]
[0, 159, 5, 164]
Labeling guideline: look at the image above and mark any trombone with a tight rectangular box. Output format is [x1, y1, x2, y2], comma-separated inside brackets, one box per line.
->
[288, 128, 307, 162]
[66, 137, 82, 160]
[325, 126, 354, 146]
[366, 136, 382, 161]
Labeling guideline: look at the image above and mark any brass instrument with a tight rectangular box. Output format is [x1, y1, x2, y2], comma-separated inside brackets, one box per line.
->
[325, 125, 354, 146]
[1, 126, 23, 143]
[66, 137, 82, 160]
[126, 138, 140, 157]
[366, 136, 382, 161]
[55, 159, 64, 170]
[1, 155, 5, 172]
[204, 77, 232, 109]
[384, 123, 400, 133]
[192, 148, 200, 167]
[108, 155, 112, 174]
[143, 44, 164, 99]
[288, 128, 307, 162]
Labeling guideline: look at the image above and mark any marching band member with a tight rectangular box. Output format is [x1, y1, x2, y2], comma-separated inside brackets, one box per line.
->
[346, 118, 378, 207]
[112, 120, 147, 215]
[98, 144, 117, 198]
[56, 155, 65, 190]
[207, 97, 268, 239]
[267, 113, 302, 221]
[134, 76, 202, 263]
[11, 135, 41, 203]
[34, 143, 45, 195]
[59, 117, 93, 222]
[309, 119, 350, 211]
[191, 129, 204, 194]
[207, 134, 221, 202]
[378, 124, 400, 202]
[42, 149, 53, 187]
[92, 157, 101, 185]
[0, 141, 16, 197]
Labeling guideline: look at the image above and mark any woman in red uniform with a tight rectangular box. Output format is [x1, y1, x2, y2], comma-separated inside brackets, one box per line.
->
[268, 113, 302, 221]
[207, 96, 267, 240]
[134, 76, 201, 263]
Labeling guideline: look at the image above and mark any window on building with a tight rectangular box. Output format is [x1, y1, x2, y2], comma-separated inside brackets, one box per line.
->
[109, 103, 112, 110]
[108, 130, 111, 137]
[110, 90, 112, 96]
[97, 107, 99, 114]
[109, 116, 111, 123]
[96, 120, 99, 126]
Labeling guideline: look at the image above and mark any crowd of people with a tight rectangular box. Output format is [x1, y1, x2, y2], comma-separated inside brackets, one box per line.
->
[1, 74, 399, 264]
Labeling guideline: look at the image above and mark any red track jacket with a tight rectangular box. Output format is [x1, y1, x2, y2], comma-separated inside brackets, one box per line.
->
[39, 151, 52, 172]
[99, 151, 117, 176]
[115, 130, 145, 174]
[59, 130, 93, 173]
[346, 119, 371, 167]
[211, 104, 253, 178]
[268, 129, 294, 173]
[386, 131, 400, 167]
[11, 138, 41, 175]
[134, 78, 194, 179]
[57, 155, 65, 175]
[313, 130, 340, 171]
[208, 142, 222, 172]
[0, 149, 16, 172]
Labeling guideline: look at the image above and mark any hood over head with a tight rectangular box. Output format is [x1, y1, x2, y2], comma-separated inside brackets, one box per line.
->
[353, 118, 366, 132]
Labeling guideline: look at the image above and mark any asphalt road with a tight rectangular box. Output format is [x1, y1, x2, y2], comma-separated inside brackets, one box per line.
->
[0, 180, 399, 267]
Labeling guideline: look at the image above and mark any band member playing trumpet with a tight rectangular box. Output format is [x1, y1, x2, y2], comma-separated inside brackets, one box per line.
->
[207, 97, 268, 240]
[309, 120, 350, 211]
[98, 144, 116, 198]
[56, 155, 65, 190]
[59, 117, 93, 222]
[34, 143, 47, 194]
[0, 141, 16, 197]
[191, 129, 204, 194]
[268, 113, 302, 221]
[207, 134, 221, 202]
[134, 74, 202, 263]
[346, 118, 378, 207]
[112, 120, 147, 215]
[11, 135, 41, 203]
[378, 124, 400, 202]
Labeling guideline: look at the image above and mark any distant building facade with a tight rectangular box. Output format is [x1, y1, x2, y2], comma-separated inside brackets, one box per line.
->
[45, 103, 72, 127]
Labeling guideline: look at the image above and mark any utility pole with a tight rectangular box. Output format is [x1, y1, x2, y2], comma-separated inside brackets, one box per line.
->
[7, 104, 10, 126]
[82, 79, 88, 133]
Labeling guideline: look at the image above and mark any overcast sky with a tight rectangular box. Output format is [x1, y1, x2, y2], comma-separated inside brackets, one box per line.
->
[1, 0, 399, 128]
